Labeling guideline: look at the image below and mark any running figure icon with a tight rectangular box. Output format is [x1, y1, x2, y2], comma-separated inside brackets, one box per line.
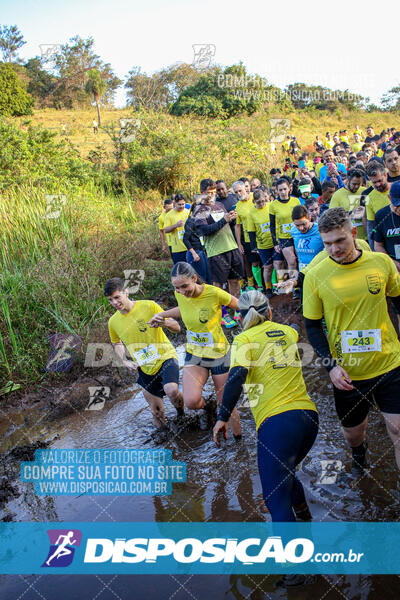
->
[45, 531, 77, 566]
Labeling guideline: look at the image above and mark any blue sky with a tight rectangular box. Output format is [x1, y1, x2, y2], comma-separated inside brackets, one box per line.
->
[1, 0, 395, 107]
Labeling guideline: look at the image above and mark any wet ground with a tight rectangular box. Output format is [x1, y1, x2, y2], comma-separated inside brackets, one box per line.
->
[1, 297, 399, 599]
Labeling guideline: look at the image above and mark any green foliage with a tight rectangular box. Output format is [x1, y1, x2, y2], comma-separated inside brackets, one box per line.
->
[285, 83, 365, 111]
[24, 58, 58, 107]
[0, 62, 33, 116]
[36, 36, 122, 109]
[0, 24, 26, 62]
[125, 62, 206, 111]
[170, 63, 269, 119]
[0, 118, 96, 188]
[381, 85, 400, 112]
[0, 185, 165, 384]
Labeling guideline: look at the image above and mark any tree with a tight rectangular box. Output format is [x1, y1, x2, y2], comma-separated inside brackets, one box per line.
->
[85, 69, 106, 125]
[24, 58, 58, 107]
[125, 66, 166, 110]
[51, 36, 121, 108]
[285, 83, 365, 111]
[0, 25, 26, 62]
[125, 63, 205, 111]
[382, 85, 400, 111]
[170, 63, 269, 118]
[0, 62, 33, 116]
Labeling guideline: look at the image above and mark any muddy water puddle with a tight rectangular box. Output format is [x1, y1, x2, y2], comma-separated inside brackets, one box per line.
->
[1, 315, 399, 598]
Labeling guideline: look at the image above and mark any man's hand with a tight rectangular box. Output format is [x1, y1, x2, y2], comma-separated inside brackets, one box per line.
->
[148, 313, 166, 328]
[192, 251, 200, 262]
[176, 219, 184, 228]
[225, 210, 237, 222]
[122, 359, 138, 370]
[329, 366, 354, 390]
[238, 243, 244, 255]
[274, 244, 280, 253]
[213, 420, 228, 447]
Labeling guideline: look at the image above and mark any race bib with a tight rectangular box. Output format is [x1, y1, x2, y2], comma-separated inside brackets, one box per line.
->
[299, 262, 307, 272]
[395, 244, 400, 260]
[199, 236, 204, 245]
[281, 223, 292, 234]
[178, 229, 185, 239]
[260, 222, 270, 233]
[341, 329, 381, 353]
[134, 344, 160, 366]
[211, 211, 225, 222]
[187, 330, 214, 347]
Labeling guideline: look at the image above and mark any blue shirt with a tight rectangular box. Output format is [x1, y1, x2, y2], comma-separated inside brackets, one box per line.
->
[290, 222, 325, 271]
[319, 163, 347, 182]
[324, 174, 345, 189]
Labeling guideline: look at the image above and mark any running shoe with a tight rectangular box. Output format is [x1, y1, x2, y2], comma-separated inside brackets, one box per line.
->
[233, 311, 241, 321]
[246, 285, 256, 291]
[265, 288, 274, 299]
[221, 314, 237, 328]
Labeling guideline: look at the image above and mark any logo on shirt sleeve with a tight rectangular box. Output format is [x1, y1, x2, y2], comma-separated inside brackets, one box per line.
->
[366, 274, 381, 295]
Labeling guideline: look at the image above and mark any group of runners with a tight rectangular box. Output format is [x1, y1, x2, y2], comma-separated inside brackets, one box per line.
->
[103, 124, 400, 523]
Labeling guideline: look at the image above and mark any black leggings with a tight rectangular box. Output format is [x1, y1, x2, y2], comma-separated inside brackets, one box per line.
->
[257, 409, 318, 521]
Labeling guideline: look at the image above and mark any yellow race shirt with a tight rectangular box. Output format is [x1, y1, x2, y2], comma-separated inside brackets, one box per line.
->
[269, 196, 301, 240]
[164, 208, 189, 253]
[175, 284, 231, 358]
[158, 211, 171, 246]
[352, 143, 363, 153]
[247, 205, 274, 249]
[108, 300, 177, 376]
[365, 189, 390, 221]
[315, 162, 323, 177]
[236, 194, 253, 243]
[330, 186, 367, 239]
[303, 239, 371, 274]
[324, 139, 335, 149]
[303, 251, 400, 380]
[230, 321, 317, 429]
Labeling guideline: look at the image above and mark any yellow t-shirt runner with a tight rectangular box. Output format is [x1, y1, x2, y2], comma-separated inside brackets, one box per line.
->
[247, 205, 274, 249]
[303, 252, 400, 380]
[365, 189, 390, 221]
[164, 208, 189, 253]
[158, 211, 171, 247]
[269, 196, 300, 240]
[108, 300, 177, 375]
[230, 321, 317, 430]
[236, 194, 254, 243]
[329, 186, 367, 239]
[303, 239, 371, 274]
[175, 284, 231, 359]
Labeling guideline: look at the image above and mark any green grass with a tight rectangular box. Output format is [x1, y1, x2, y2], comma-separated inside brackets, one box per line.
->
[0, 184, 171, 385]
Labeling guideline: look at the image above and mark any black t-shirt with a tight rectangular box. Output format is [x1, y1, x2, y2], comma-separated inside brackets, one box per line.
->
[364, 135, 380, 144]
[361, 185, 373, 206]
[217, 193, 237, 232]
[217, 193, 237, 212]
[388, 174, 400, 183]
[373, 205, 400, 260]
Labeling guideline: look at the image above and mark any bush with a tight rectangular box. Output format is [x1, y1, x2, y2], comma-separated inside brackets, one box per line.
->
[0, 62, 34, 116]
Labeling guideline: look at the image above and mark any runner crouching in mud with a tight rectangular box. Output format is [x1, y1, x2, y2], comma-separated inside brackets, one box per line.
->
[213, 290, 318, 521]
[105, 277, 184, 429]
[149, 262, 242, 438]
